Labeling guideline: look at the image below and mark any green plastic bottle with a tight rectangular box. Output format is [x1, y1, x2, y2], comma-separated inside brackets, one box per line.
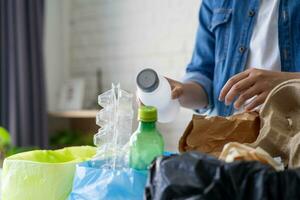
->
[129, 106, 164, 170]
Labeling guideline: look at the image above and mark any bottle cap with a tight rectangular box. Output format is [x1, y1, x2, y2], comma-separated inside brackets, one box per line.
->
[136, 68, 159, 92]
[138, 106, 157, 122]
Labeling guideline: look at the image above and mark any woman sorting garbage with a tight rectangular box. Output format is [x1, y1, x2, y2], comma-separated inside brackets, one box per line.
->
[165, 0, 300, 116]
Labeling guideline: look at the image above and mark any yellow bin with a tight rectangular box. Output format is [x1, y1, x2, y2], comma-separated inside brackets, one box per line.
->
[1, 146, 96, 200]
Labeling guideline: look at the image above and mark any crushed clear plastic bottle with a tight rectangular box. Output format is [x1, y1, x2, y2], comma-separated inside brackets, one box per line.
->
[93, 83, 134, 169]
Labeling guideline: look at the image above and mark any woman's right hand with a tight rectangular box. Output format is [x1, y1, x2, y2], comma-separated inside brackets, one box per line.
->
[167, 78, 208, 109]
[166, 78, 184, 99]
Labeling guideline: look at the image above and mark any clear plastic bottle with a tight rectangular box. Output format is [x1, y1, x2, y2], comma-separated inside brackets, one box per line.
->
[129, 106, 164, 170]
[136, 68, 180, 123]
[94, 83, 134, 169]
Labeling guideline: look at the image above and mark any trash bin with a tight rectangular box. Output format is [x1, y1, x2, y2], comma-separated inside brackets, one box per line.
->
[145, 152, 300, 200]
[2, 146, 96, 200]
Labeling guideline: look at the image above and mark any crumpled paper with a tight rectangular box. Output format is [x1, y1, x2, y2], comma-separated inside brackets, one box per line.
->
[179, 112, 260, 157]
[219, 142, 284, 171]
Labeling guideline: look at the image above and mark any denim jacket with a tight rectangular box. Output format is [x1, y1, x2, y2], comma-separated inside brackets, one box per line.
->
[183, 0, 300, 116]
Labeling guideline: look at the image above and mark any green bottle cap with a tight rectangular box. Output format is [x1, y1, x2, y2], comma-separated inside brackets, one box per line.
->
[138, 106, 157, 122]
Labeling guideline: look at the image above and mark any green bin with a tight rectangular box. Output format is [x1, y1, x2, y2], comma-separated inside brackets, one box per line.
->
[2, 146, 96, 200]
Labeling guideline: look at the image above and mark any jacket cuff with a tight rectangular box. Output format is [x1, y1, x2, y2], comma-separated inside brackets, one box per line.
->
[182, 71, 214, 114]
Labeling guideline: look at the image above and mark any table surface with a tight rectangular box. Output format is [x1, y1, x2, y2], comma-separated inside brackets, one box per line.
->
[49, 110, 99, 118]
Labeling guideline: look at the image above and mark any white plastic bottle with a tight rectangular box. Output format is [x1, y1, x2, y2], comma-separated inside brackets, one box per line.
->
[136, 68, 180, 123]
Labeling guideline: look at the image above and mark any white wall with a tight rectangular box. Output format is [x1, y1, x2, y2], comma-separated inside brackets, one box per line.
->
[45, 0, 202, 152]
[69, 0, 201, 103]
[44, 0, 70, 111]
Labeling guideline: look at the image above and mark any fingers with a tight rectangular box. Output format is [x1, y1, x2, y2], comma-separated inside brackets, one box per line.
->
[219, 70, 250, 101]
[245, 92, 268, 111]
[223, 76, 256, 105]
[218, 68, 274, 111]
[165, 77, 184, 99]
[172, 85, 183, 99]
[165, 77, 176, 89]
[233, 85, 260, 109]
[135, 91, 144, 106]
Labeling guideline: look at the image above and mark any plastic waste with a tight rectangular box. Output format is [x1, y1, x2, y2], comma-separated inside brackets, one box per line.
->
[68, 152, 173, 200]
[129, 106, 164, 170]
[94, 83, 134, 169]
[68, 84, 150, 200]
[1, 146, 96, 200]
[145, 152, 300, 200]
[68, 159, 148, 200]
[136, 68, 180, 123]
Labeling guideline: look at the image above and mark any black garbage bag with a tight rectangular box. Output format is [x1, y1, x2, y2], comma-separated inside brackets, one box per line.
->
[145, 152, 300, 200]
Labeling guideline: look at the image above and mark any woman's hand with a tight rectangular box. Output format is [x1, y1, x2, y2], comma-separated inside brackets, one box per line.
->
[219, 68, 299, 111]
[166, 78, 184, 99]
[167, 78, 208, 109]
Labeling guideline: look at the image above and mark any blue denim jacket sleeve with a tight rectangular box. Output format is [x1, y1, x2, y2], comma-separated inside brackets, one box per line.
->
[183, 0, 215, 113]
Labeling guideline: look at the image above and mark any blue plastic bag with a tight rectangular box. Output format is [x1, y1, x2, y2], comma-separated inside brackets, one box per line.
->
[68, 160, 148, 200]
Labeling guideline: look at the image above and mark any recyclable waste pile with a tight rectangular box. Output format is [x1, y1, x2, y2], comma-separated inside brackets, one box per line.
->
[68, 83, 148, 200]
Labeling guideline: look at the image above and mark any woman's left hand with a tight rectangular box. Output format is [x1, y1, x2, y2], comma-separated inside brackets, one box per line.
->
[219, 68, 298, 111]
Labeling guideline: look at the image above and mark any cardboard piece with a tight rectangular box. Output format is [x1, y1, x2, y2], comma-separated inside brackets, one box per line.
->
[219, 142, 284, 171]
[179, 112, 260, 157]
[250, 79, 300, 168]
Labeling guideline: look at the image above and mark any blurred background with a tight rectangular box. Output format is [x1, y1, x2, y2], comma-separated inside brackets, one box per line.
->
[0, 0, 200, 158]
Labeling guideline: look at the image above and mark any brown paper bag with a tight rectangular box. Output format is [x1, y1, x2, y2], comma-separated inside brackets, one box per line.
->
[250, 79, 300, 168]
[179, 112, 260, 157]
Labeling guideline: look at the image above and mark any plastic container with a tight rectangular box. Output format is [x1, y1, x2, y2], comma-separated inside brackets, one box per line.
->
[94, 83, 134, 169]
[1, 146, 96, 200]
[68, 159, 148, 200]
[136, 68, 180, 123]
[129, 106, 164, 170]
